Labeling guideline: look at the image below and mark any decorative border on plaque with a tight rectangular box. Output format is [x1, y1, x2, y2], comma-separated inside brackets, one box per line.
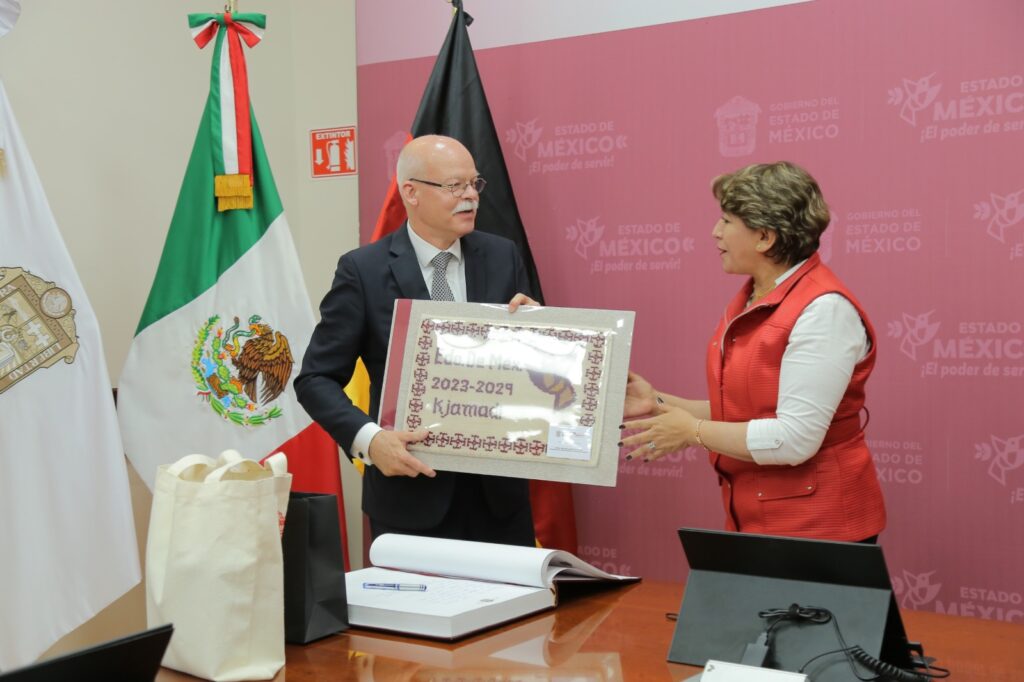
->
[379, 300, 635, 487]
[404, 318, 608, 461]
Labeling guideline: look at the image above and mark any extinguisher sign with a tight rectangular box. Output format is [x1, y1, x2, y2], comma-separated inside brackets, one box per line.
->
[310, 126, 357, 178]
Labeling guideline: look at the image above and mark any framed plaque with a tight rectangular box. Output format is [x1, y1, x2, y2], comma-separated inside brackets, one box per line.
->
[379, 300, 635, 487]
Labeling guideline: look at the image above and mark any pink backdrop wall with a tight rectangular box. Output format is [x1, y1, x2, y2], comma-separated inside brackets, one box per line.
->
[356, 0, 1024, 622]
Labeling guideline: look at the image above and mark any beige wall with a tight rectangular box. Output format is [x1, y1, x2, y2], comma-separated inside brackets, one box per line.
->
[0, 0, 364, 657]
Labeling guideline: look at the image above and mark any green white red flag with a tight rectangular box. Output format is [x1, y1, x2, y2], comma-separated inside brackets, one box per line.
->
[118, 13, 348, 565]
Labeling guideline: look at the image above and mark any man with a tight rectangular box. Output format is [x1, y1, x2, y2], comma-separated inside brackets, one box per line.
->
[295, 135, 538, 545]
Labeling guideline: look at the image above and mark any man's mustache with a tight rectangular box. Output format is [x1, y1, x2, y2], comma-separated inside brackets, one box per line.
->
[453, 200, 479, 214]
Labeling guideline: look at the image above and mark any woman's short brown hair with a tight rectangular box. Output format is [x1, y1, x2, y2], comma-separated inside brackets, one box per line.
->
[712, 161, 830, 265]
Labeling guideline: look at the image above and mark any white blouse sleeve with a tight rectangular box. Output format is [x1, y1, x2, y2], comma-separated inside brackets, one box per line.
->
[746, 293, 869, 466]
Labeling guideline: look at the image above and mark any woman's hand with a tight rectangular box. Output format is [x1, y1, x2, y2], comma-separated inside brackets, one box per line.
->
[507, 293, 540, 312]
[620, 403, 697, 462]
[623, 371, 658, 418]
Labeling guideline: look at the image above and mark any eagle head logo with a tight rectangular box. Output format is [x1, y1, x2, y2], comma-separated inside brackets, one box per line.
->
[192, 313, 293, 426]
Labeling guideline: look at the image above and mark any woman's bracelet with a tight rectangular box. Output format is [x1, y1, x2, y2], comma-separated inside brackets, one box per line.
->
[694, 419, 709, 451]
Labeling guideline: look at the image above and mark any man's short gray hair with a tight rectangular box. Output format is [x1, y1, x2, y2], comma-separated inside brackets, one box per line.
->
[395, 142, 424, 185]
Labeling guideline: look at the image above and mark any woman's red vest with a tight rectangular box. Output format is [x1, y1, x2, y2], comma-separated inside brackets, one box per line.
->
[704, 253, 886, 541]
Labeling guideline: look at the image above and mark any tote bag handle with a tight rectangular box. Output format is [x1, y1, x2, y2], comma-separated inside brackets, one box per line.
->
[204, 451, 288, 483]
[165, 454, 218, 480]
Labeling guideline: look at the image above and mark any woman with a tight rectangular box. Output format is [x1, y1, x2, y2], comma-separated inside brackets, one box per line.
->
[622, 161, 885, 543]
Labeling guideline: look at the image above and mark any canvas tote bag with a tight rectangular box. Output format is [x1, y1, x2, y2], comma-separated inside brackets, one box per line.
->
[146, 450, 292, 681]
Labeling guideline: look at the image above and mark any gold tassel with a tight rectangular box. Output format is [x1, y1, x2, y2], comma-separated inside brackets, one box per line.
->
[214, 173, 253, 212]
[0, 149, 6, 178]
[215, 173, 251, 196]
[218, 195, 254, 211]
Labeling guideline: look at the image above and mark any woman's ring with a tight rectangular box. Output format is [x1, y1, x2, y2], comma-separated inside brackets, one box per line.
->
[647, 441, 656, 450]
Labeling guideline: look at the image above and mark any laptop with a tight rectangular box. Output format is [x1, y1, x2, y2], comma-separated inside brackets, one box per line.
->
[0, 624, 172, 681]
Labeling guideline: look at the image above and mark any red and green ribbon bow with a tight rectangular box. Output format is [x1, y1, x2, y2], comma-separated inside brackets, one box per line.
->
[188, 12, 266, 211]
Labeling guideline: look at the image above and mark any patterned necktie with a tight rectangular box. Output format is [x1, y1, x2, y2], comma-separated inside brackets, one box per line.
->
[430, 251, 455, 301]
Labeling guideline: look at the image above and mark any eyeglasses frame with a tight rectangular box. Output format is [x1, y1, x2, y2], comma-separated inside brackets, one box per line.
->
[407, 176, 487, 197]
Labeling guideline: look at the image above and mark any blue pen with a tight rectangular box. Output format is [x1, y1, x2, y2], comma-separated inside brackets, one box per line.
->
[362, 582, 428, 591]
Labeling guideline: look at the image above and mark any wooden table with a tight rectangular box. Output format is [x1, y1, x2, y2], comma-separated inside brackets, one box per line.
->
[158, 581, 1024, 681]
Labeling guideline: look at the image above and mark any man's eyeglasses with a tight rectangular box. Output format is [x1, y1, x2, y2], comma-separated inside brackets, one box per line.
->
[409, 176, 487, 198]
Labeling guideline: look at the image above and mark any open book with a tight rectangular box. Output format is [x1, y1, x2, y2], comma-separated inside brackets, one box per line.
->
[346, 578, 628, 671]
[345, 534, 639, 640]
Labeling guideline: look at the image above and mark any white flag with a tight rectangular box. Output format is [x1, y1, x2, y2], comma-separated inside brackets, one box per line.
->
[0, 80, 140, 670]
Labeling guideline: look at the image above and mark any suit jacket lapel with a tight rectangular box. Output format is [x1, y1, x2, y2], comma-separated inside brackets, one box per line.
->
[463, 232, 487, 303]
[389, 224, 430, 300]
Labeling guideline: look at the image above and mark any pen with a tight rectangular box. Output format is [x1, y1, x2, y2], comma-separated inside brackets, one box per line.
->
[362, 582, 428, 591]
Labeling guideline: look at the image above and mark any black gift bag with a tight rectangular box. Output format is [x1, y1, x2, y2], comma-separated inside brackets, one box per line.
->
[281, 491, 349, 643]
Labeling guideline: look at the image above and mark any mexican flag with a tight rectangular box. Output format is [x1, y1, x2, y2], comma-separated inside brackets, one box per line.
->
[118, 13, 347, 564]
[0, 79, 140, 670]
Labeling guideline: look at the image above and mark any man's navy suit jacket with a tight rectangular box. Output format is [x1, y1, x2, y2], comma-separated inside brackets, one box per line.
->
[295, 225, 533, 529]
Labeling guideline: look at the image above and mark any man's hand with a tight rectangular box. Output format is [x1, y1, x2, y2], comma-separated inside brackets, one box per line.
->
[367, 429, 436, 477]
[507, 292, 540, 312]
